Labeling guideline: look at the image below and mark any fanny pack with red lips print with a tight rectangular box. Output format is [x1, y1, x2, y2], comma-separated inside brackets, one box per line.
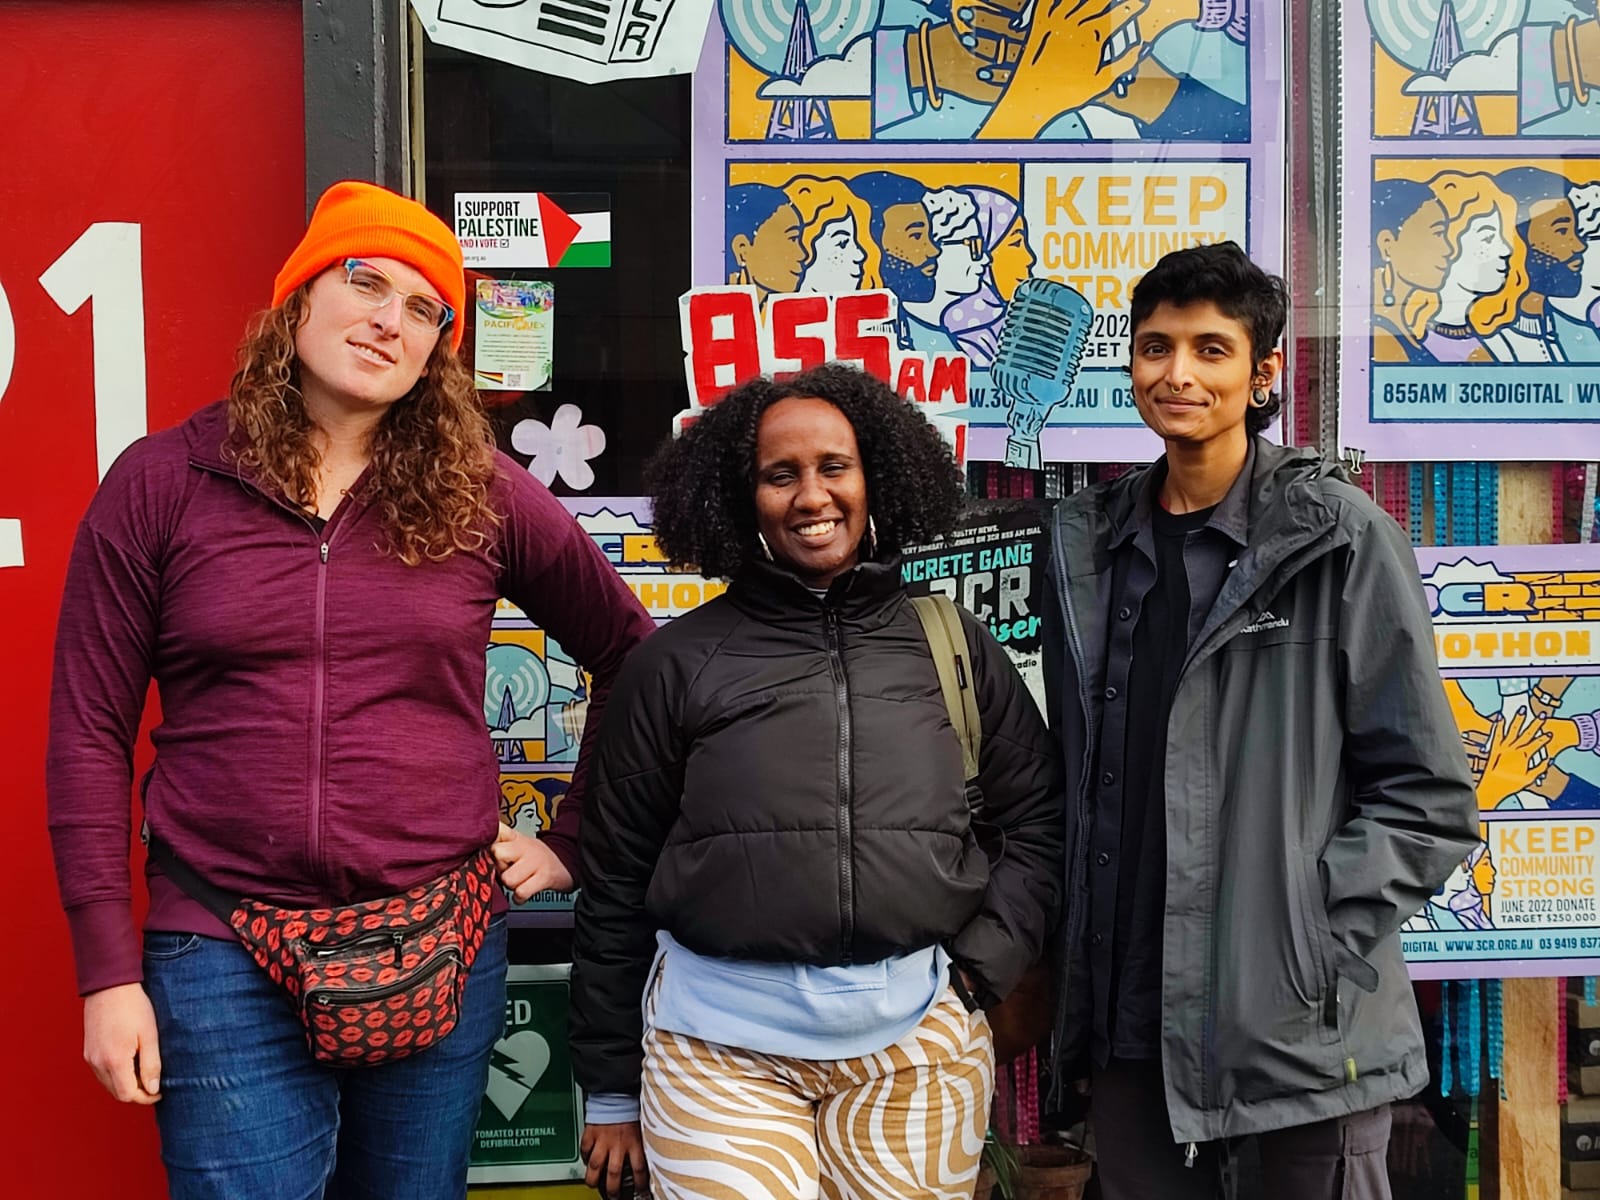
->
[145, 828, 496, 1068]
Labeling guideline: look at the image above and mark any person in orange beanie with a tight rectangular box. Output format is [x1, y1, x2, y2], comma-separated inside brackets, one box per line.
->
[47, 179, 654, 1199]
[272, 179, 468, 350]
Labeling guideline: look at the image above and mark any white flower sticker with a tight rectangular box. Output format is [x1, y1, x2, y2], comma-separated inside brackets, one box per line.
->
[510, 404, 606, 491]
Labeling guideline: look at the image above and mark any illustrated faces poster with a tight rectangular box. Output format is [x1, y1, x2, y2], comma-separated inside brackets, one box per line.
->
[1343, 2, 1600, 460]
[1404, 545, 1600, 979]
[692, 0, 1285, 463]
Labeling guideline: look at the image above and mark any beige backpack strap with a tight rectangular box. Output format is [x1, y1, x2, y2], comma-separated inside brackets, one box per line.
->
[909, 594, 982, 783]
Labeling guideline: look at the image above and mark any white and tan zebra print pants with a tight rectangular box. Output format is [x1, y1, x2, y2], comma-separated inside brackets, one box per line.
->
[639, 988, 994, 1200]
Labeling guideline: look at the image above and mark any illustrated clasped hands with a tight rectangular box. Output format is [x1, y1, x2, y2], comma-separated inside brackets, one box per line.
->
[905, 0, 1225, 140]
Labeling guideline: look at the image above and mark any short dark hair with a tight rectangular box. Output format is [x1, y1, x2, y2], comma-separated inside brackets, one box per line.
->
[1128, 240, 1288, 436]
[726, 184, 793, 278]
[1495, 166, 1572, 231]
[848, 171, 929, 256]
[1371, 179, 1438, 267]
[645, 364, 964, 579]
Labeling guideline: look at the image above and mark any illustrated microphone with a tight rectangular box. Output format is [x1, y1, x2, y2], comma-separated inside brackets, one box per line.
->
[992, 279, 1094, 469]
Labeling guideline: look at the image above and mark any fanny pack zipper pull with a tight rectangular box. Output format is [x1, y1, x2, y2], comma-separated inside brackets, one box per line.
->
[1184, 1143, 1198, 1169]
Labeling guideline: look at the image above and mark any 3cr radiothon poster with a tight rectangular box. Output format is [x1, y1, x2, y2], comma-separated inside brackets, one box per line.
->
[489, 498, 724, 917]
[1343, 2, 1600, 460]
[1405, 545, 1600, 979]
[692, 0, 1286, 463]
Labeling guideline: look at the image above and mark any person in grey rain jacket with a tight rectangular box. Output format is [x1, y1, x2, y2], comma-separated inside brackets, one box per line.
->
[1042, 242, 1478, 1198]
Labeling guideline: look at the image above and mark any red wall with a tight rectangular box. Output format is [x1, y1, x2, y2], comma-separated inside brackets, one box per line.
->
[0, 4, 304, 1191]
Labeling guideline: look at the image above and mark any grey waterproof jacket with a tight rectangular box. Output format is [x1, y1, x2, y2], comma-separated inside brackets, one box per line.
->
[1043, 439, 1478, 1144]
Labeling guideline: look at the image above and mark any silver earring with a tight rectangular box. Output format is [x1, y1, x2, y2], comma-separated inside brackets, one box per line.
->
[1250, 388, 1268, 408]
[757, 532, 773, 561]
[866, 516, 879, 558]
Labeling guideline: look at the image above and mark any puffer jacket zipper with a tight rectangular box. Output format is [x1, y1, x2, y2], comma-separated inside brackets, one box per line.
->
[824, 604, 856, 963]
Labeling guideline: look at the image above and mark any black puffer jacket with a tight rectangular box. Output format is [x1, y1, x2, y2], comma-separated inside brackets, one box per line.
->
[570, 555, 1064, 1097]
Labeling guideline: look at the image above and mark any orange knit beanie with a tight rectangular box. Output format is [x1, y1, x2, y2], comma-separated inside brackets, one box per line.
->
[273, 181, 466, 350]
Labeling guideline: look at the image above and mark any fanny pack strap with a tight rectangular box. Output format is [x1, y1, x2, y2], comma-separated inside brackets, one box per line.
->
[142, 822, 243, 926]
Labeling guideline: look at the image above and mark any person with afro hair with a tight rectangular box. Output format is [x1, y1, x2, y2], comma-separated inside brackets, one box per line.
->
[570, 363, 1064, 1200]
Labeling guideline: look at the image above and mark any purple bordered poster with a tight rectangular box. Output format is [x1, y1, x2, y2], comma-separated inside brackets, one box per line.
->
[691, 0, 1286, 463]
[1342, 1, 1600, 461]
[1407, 544, 1600, 979]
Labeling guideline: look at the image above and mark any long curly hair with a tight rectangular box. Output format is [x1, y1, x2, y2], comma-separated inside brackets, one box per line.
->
[225, 287, 499, 564]
[645, 364, 964, 579]
[784, 175, 884, 291]
[1419, 171, 1528, 337]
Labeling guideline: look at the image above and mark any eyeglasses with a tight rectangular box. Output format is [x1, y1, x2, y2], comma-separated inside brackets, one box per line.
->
[943, 235, 986, 259]
[342, 259, 455, 333]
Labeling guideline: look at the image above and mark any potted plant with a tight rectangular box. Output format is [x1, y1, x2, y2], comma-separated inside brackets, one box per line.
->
[975, 1135, 1020, 1199]
[1013, 1141, 1092, 1200]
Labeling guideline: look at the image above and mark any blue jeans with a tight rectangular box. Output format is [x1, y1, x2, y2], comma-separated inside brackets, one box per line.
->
[143, 914, 508, 1200]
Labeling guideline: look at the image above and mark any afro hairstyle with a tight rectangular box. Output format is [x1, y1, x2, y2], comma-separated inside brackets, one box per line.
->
[645, 363, 965, 580]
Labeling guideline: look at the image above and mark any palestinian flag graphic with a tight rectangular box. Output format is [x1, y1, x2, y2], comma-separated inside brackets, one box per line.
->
[544, 193, 611, 268]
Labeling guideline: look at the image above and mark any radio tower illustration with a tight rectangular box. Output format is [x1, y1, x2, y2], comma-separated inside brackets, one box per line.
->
[1411, 1, 1481, 136]
[765, 0, 836, 140]
[494, 688, 527, 765]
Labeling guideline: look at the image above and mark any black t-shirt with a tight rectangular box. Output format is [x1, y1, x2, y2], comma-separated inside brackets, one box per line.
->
[1110, 502, 1216, 1053]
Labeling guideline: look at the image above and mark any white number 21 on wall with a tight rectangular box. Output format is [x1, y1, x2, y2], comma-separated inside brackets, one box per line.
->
[0, 222, 149, 568]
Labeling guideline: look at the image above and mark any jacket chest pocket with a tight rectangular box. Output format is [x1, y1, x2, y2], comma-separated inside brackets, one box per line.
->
[1219, 610, 1335, 653]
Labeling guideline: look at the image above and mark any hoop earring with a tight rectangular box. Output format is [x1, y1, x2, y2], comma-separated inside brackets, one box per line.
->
[1249, 388, 1269, 408]
[757, 532, 773, 561]
[1381, 259, 1395, 306]
[865, 515, 879, 559]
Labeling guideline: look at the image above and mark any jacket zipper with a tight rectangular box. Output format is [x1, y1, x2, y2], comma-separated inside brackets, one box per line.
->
[185, 456, 356, 889]
[1172, 531, 1343, 1123]
[1050, 518, 1097, 1061]
[824, 606, 856, 963]
[310, 536, 332, 879]
[1049, 509, 1219, 1124]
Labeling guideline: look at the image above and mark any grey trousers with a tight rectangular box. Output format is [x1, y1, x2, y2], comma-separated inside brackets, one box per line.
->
[1089, 1058, 1393, 1200]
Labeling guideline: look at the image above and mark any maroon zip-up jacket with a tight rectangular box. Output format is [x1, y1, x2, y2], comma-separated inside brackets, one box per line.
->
[47, 401, 653, 995]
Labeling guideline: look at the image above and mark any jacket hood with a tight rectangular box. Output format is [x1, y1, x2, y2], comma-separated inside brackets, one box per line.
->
[1057, 438, 1344, 584]
[1096, 439, 1336, 535]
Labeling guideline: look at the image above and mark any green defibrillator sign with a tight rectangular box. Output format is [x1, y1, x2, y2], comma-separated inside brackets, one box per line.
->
[468, 964, 584, 1184]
